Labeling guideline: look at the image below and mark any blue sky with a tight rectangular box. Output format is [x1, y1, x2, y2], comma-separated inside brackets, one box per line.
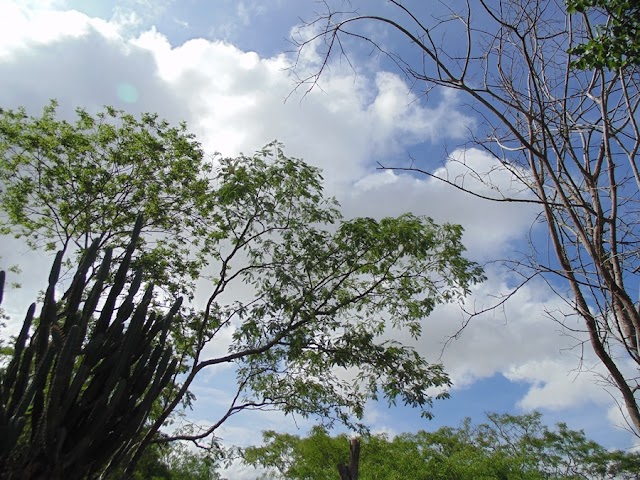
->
[0, 0, 635, 477]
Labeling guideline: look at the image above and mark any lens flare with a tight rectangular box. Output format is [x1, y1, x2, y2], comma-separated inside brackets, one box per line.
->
[116, 82, 139, 103]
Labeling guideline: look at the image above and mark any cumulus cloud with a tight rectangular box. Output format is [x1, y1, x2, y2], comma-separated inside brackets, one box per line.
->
[345, 149, 540, 260]
[505, 360, 611, 410]
[410, 272, 586, 379]
[0, 1, 474, 187]
[341, 145, 608, 416]
[0, 2, 122, 58]
[128, 27, 474, 192]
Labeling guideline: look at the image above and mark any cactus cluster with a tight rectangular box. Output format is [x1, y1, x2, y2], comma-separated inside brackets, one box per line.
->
[0, 216, 182, 480]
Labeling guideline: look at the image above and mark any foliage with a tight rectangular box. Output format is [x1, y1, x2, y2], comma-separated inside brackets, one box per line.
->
[0, 217, 181, 479]
[129, 143, 484, 473]
[244, 412, 640, 479]
[567, 0, 640, 69]
[0, 100, 212, 299]
[297, 0, 640, 435]
[127, 442, 221, 480]
[0, 102, 484, 473]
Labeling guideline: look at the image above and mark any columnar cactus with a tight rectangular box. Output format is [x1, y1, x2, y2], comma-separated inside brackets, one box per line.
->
[0, 216, 182, 479]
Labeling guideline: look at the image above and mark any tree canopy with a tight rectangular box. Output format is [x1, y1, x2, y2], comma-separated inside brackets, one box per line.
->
[568, 0, 640, 69]
[0, 103, 485, 474]
[244, 412, 640, 479]
[0, 100, 211, 299]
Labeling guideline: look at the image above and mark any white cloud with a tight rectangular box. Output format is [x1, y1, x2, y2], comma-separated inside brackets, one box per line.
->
[607, 403, 640, 444]
[0, 2, 472, 179]
[0, 2, 122, 58]
[236, 2, 251, 26]
[110, 0, 174, 28]
[345, 149, 540, 260]
[125, 26, 475, 196]
[376, 266, 605, 411]
[341, 146, 602, 416]
[505, 360, 611, 410]
[368, 74, 469, 147]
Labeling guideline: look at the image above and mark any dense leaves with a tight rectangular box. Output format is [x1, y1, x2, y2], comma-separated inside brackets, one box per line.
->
[244, 412, 640, 479]
[133, 144, 485, 451]
[568, 0, 640, 69]
[0, 101, 212, 299]
[128, 442, 220, 480]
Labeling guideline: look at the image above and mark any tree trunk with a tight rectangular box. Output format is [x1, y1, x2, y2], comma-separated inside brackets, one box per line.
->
[337, 437, 360, 480]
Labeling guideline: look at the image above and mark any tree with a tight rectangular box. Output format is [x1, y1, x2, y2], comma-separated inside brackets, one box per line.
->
[567, 0, 640, 69]
[0, 104, 485, 473]
[158, 443, 220, 480]
[243, 412, 640, 479]
[129, 143, 484, 475]
[295, 0, 640, 435]
[128, 442, 221, 480]
[0, 100, 211, 300]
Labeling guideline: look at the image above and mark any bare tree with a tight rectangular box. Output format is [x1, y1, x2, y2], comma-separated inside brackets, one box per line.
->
[294, 0, 640, 434]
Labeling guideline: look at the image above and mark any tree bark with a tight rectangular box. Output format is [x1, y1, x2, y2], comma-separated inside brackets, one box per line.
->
[337, 437, 360, 480]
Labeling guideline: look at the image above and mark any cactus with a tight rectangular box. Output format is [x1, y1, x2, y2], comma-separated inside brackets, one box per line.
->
[0, 215, 182, 480]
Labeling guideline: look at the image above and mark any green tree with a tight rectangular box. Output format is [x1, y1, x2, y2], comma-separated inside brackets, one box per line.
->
[567, 0, 640, 69]
[128, 442, 221, 480]
[244, 412, 640, 479]
[0, 104, 484, 474]
[0, 100, 211, 299]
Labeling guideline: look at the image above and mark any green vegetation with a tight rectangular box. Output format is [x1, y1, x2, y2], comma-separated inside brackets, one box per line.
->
[299, 0, 640, 434]
[0, 104, 485, 475]
[0, 100, 211, 300]
[567, 0, 640, 69]
[129, 442, 221, 480]
[244, 412, 640, 479]
[3, 0, 640, 474]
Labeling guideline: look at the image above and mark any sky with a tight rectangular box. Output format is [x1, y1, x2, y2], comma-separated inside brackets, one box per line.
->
[0, 0, 636, 477]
